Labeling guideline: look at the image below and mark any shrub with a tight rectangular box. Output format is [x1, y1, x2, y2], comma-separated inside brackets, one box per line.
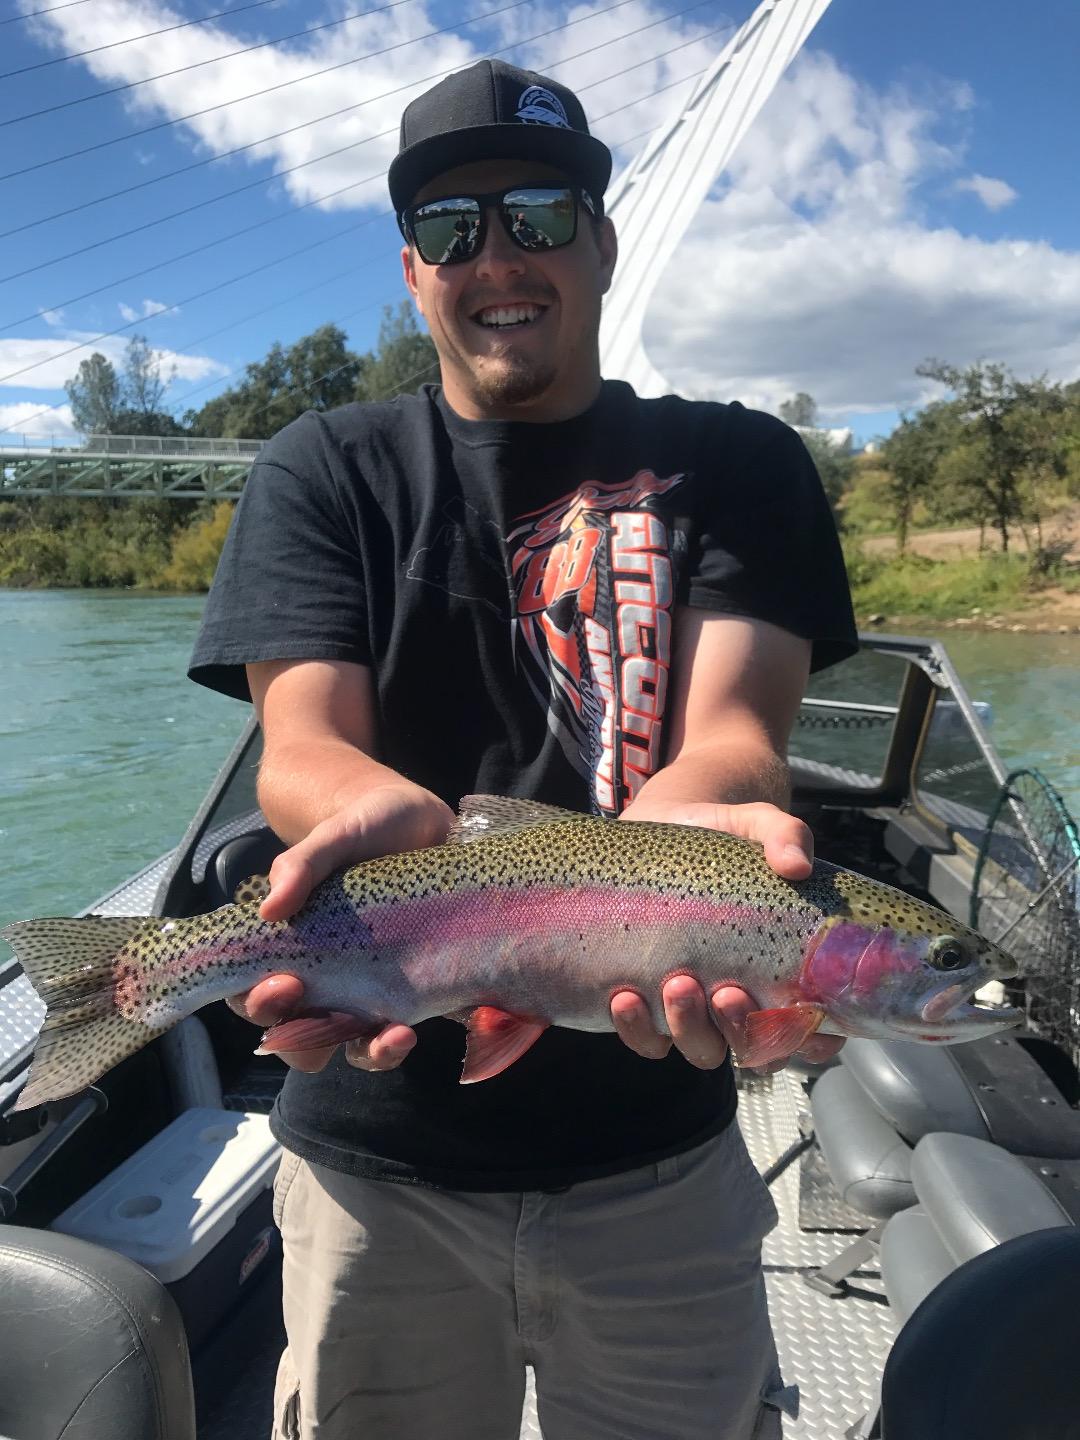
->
[155, 502, 235, 591]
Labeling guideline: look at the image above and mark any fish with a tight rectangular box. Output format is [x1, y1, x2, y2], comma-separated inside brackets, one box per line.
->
[1, 795, 1022, 1112]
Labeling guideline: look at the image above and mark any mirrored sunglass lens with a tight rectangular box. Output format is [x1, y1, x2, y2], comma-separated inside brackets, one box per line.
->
[412, 199, 481, 263]
[503, 189, 576, 249]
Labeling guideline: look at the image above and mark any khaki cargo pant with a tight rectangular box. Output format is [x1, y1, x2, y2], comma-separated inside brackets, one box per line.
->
[271, 1123, 787, 1439]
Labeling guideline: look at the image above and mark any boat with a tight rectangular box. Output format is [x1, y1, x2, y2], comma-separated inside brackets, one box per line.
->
[2, 630, 1078, 1439]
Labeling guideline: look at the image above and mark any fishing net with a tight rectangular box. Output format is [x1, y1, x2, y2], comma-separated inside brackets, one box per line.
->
[972, 769, 1080, 1063]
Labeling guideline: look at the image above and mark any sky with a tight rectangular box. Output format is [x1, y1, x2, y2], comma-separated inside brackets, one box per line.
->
[0, 0, 1077, 447]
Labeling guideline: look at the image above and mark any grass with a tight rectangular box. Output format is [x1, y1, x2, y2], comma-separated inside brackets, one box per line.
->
[844, 544, 1053, 620]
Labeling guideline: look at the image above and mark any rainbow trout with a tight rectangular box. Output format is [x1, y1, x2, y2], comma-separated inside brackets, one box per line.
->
[3, 796, 1021, 1112]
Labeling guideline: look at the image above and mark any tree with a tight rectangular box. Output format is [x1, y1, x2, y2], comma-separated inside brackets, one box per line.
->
[186, 323, 361, 438]
[355, 303, 439, 403]
[779, 392, 819, 429]
[800, 427, 853, 512]
[880, 406, 955, 552]
[64, 335, 182, 437]
[65, 353, 121, 435]
[915, 359, 1069, 551]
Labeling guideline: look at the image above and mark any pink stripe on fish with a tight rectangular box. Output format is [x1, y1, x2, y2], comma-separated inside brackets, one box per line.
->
[363, 886, 779, 949]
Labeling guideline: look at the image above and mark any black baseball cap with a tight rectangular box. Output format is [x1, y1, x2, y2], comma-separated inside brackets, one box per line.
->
[389, 59, 612, 216]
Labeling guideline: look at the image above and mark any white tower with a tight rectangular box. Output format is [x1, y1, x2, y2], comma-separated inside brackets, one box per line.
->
[599, 0, 835, 396]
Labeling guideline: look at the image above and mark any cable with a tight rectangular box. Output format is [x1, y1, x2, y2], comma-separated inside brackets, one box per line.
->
[0, 0, 299, 78]
[0, 52, 721, 417]
[0, 209, 392, 383]
[1, 0, 646, 226]
[3, 1, 715, 287]
[1, 0, 433, 127]
[0, 0, 94, 26]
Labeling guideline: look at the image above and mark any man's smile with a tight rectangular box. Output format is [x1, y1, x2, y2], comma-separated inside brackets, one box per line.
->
[470, 301, 549, 331]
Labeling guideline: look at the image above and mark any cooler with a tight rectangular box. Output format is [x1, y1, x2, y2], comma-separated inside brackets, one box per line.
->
[51, 1107, 282, 1349]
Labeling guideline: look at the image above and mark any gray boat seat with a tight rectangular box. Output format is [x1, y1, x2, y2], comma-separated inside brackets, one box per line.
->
[910, 1131, 1076, 1259]
[876, 1131, 1077, 1327]
[0, 1224, 196, 1440]
[812, 1065, 915, 1219]
[880, 1226, 1080, 1439]
[877, 1206, 953, 1324]
[841, 1033, 1080, 1155]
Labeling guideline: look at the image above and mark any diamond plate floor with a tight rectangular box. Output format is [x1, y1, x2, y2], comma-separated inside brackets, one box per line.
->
[517, 1070, 894, 1440]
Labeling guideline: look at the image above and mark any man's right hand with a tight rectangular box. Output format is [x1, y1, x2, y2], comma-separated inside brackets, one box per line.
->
[227, 781, 453, 1072]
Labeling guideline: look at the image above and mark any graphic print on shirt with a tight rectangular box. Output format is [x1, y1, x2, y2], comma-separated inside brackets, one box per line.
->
[507, 469, 688, 816]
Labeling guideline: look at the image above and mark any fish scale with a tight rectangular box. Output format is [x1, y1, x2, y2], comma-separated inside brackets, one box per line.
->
[2, 795, 1022, 1112]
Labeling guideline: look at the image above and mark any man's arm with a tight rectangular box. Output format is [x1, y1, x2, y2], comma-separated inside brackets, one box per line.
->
[610, 607, 844, 1070]
[229, 657, 453, 1073]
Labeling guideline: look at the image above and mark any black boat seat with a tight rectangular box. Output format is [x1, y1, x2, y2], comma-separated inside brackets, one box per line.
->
[880, 1226, 1080, 1440]
[207, 828, 287, 909]
[0, 1224, 196, 1440]
[812, 1065, 915, 1219]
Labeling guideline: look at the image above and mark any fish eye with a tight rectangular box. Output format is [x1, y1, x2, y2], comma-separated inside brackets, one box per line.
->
[929, 936, 967, 971]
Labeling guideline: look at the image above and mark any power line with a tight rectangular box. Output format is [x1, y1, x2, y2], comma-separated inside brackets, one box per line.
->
[0, 54, 717, 417]
[0, 0, 296, 78]
[0, 0, 94, 26]
[0, 0, 426, 126]
[3, 0, 714, 287]
[0, 0, 640, 224]
[0, 210, 391, 384]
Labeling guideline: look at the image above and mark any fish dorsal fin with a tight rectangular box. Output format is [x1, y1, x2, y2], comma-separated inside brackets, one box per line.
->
[447, 794, 590, 844]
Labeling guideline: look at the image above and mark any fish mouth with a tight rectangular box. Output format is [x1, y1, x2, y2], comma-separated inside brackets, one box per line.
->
[921, 982, 1023, 1028]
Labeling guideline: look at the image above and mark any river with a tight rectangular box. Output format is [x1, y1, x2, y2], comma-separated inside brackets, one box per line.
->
[1, 590, 1077, 938]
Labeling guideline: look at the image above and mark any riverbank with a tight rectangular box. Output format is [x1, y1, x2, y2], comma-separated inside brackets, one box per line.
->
[847, 505, 1080, 632]
[4, 498, 1080, 630]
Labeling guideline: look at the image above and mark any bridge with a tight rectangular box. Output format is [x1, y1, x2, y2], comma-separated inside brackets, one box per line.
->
[0, 434, 265, 499]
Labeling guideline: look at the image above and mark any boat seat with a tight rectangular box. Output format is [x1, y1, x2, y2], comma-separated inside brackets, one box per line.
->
[877, 1206, 953, 1324]
[874, 1131, 1079, 1321]
[810, 1031, 1080, 1231]
[841, 1032, 1080, 1155]
[811, 1064, 915, 1219]
[0, 1224, 196, 1440]
[880, 1226, 1080, 1439]
[206, 828, 287, 909]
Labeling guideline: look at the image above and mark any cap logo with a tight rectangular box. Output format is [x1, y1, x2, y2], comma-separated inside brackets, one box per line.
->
[515, 85, 570, 128]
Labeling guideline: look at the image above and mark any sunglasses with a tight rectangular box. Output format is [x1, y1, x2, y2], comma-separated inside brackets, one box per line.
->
[401, 185, 598, 267]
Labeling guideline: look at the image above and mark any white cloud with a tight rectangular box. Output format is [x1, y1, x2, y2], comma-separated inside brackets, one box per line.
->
[0, 334, 227, 390]
[38, 308, 66, 328]
[0, 401, 79, 442]
[14, 3, 1080, 423]
[953, 173, 1018, 211]
[638, 51, 1080, 415]
[19, 0, 481, 214]
[119, 298, 174, 321]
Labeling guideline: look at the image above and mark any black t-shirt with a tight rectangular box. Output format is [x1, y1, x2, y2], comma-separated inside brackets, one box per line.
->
[189, 379, 857, 1191]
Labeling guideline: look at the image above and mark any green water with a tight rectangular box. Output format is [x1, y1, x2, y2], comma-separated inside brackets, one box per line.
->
[1, 591, 1077, 942]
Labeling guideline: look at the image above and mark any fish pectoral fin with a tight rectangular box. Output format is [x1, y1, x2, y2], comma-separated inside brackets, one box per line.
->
[460, 1006, 549, 1083]
[254, 1009, 382, 1055]
[735, 1005, 826, 1070]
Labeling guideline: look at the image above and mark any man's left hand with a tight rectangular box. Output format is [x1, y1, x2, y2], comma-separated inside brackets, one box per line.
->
[610, 800, 845, 1071]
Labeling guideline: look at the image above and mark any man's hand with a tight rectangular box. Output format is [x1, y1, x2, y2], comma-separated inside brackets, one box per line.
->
[227, 782, 453, 1072]
[610, 799, 845, 1072]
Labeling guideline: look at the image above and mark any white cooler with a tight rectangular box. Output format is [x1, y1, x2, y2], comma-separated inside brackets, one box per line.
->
[52, 1107, 282, 1347]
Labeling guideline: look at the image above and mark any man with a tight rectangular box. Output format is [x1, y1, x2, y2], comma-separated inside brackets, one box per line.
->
[190, 58, 858, 1440]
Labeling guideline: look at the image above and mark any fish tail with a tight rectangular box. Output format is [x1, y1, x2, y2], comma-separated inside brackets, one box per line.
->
[2, 916, 164, 1112]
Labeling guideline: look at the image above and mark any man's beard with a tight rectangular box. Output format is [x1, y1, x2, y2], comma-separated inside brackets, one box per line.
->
[470, 351, 557, 409]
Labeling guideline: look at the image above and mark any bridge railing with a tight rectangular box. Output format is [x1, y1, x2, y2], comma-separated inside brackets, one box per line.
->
[0, 433, 265, 458]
